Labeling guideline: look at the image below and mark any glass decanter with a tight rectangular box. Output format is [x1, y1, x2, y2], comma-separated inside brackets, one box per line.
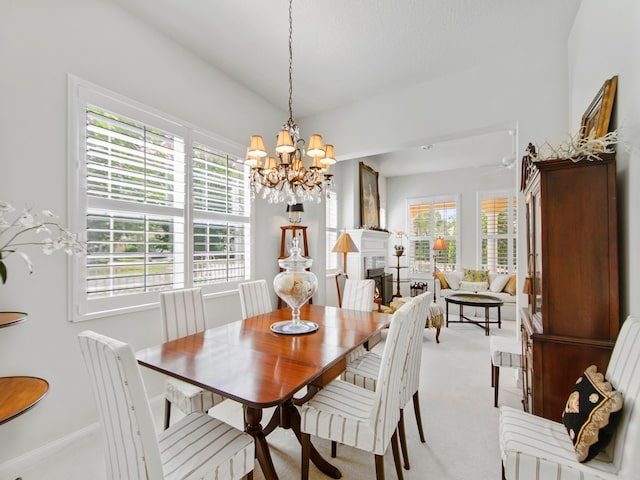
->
[272, 237, 318, 334]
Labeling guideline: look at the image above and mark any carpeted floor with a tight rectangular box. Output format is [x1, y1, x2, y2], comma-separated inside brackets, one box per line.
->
[17, 319, 522, 480]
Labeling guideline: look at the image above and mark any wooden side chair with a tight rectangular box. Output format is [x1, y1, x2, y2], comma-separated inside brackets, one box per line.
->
[160, 288, 224, 429]
[238, 279, 273, 318]
[489, 335, 522, 407]
[300, 301, 415, 480]
[343, 292, 431, 469]
[78, 330, 254, 480]
[499, 316, 640, 479]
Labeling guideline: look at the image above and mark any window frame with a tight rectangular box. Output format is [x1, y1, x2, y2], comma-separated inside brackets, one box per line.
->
[406, 194, 460, 278]
[67, 76, 251, 322]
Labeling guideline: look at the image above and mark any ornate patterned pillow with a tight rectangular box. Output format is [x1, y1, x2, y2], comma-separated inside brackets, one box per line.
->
[463, 268, 488, 283]
[562, 365, 623, 462]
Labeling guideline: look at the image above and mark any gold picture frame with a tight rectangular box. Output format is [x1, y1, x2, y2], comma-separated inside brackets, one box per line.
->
[359, 162, 380, 228]
[580, 75, 618, 140]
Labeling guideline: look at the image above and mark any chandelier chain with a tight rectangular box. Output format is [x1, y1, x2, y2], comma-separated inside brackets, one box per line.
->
[287, 0, 294, 127]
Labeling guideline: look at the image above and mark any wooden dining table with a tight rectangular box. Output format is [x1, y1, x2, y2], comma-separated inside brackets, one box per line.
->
[136, 303, 390, 480]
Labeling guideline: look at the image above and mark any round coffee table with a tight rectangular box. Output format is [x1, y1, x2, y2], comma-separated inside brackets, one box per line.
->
[445, 293, 503, 336]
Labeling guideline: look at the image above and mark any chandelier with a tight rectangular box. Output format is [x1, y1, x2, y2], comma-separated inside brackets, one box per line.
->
[246, 0, 335, 205]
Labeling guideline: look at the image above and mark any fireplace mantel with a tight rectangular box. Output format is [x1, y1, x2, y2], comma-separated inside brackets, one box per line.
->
[346, 229, 390, 281]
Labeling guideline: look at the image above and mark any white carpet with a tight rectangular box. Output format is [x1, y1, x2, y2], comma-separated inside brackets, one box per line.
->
[16, 320, 521, 480]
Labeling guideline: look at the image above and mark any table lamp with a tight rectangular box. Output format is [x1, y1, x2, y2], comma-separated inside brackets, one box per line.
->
[332, 232, 359, 277]
[432, 236, 448, 303]
[286, 203, 304, 224]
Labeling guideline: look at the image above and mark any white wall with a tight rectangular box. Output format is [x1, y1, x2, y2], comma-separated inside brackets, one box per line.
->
[568, 0, 640, 318]
[0, 0, 286, 464]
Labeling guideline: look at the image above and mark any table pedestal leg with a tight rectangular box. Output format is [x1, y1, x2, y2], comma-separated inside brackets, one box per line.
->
[282, 399, 342, 479]
[245, 406, 279, 480]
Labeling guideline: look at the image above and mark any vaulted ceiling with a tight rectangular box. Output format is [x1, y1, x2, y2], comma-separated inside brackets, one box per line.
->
[107, 0, 582, 174]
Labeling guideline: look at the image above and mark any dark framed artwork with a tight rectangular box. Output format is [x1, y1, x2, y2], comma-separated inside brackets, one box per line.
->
[359, 162, 380, 228]
[580, 75, 618, 140]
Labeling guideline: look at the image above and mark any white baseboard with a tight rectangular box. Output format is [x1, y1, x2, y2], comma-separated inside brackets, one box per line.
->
[0, 394, 166, 479]
[0, 422, 100, 478]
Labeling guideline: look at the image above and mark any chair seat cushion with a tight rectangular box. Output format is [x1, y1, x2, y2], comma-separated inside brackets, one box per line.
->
[159, 412, 254, 480]
[301, 379, 386, 454]
[499, 406, 618, 480]
[165, 378, 225, 415]
[346, 344, 368, 364]
[490, 336, 522, 369]
[344, 351, 381, 391]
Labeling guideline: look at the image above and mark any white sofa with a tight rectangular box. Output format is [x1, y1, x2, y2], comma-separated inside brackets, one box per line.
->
[433, 270, 517, 322]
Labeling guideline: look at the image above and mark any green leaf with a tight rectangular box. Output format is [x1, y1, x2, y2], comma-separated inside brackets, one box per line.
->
[0, 261, 6, 284]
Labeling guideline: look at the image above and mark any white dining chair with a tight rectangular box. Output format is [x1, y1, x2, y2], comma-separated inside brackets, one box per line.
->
[300, 301, 414, 480]
[341, 278, 376, 311]
[342, 292, 430, 469]
[238, 279, 273, 318]
[160, 288, 224, 429]
[78, 330, 255, 480]
[499, 315, 640, 480]
[340, 278, 376, 364]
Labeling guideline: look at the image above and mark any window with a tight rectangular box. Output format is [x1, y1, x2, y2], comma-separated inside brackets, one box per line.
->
[69, 78, 250, 321]
[326, 191, 338, 270]
[479, 191, 517, 273]
[407, 196, 458, 275]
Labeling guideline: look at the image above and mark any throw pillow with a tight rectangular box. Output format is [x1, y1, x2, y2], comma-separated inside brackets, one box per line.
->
[433, 271, 449, 290]
[444, 271, 463, 290]
[459, 281, 489, 292]
[490, 274, 510, 293]
[463, 268, 489, 283]
[562, 365, 624, 462]
[502, 275, 516, 295]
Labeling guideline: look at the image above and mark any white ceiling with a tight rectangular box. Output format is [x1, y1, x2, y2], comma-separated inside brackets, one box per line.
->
[107, 0, 582, 174]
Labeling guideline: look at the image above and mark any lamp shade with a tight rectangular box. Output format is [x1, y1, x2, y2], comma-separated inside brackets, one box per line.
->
[286, 203, 304, 213]
[307, 134, 325, 157]
[332, 232, 358, 254]
[321, 144, 336, 165]
[248, 135, 267, 157]
[276, 130, 295, 154]
[433, 237, 448, 251]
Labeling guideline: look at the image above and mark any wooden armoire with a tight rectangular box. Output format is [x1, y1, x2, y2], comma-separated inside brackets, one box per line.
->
[520, 150, 619, 422]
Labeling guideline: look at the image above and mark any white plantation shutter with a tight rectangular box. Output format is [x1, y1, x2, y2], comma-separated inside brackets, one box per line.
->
[479, 191, 517, 274]
[326, 191, 338, 270]
[70, 78, 250, 321]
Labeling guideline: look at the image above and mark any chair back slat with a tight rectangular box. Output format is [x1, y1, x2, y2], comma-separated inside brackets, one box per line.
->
[239, 279, 273, 318]
[78, 331, 163, 480]
[368, 302, 413, 452]
[160, 288, 207, 341]
[342, 279, 375, 311]
[604, 316, 640, 475]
